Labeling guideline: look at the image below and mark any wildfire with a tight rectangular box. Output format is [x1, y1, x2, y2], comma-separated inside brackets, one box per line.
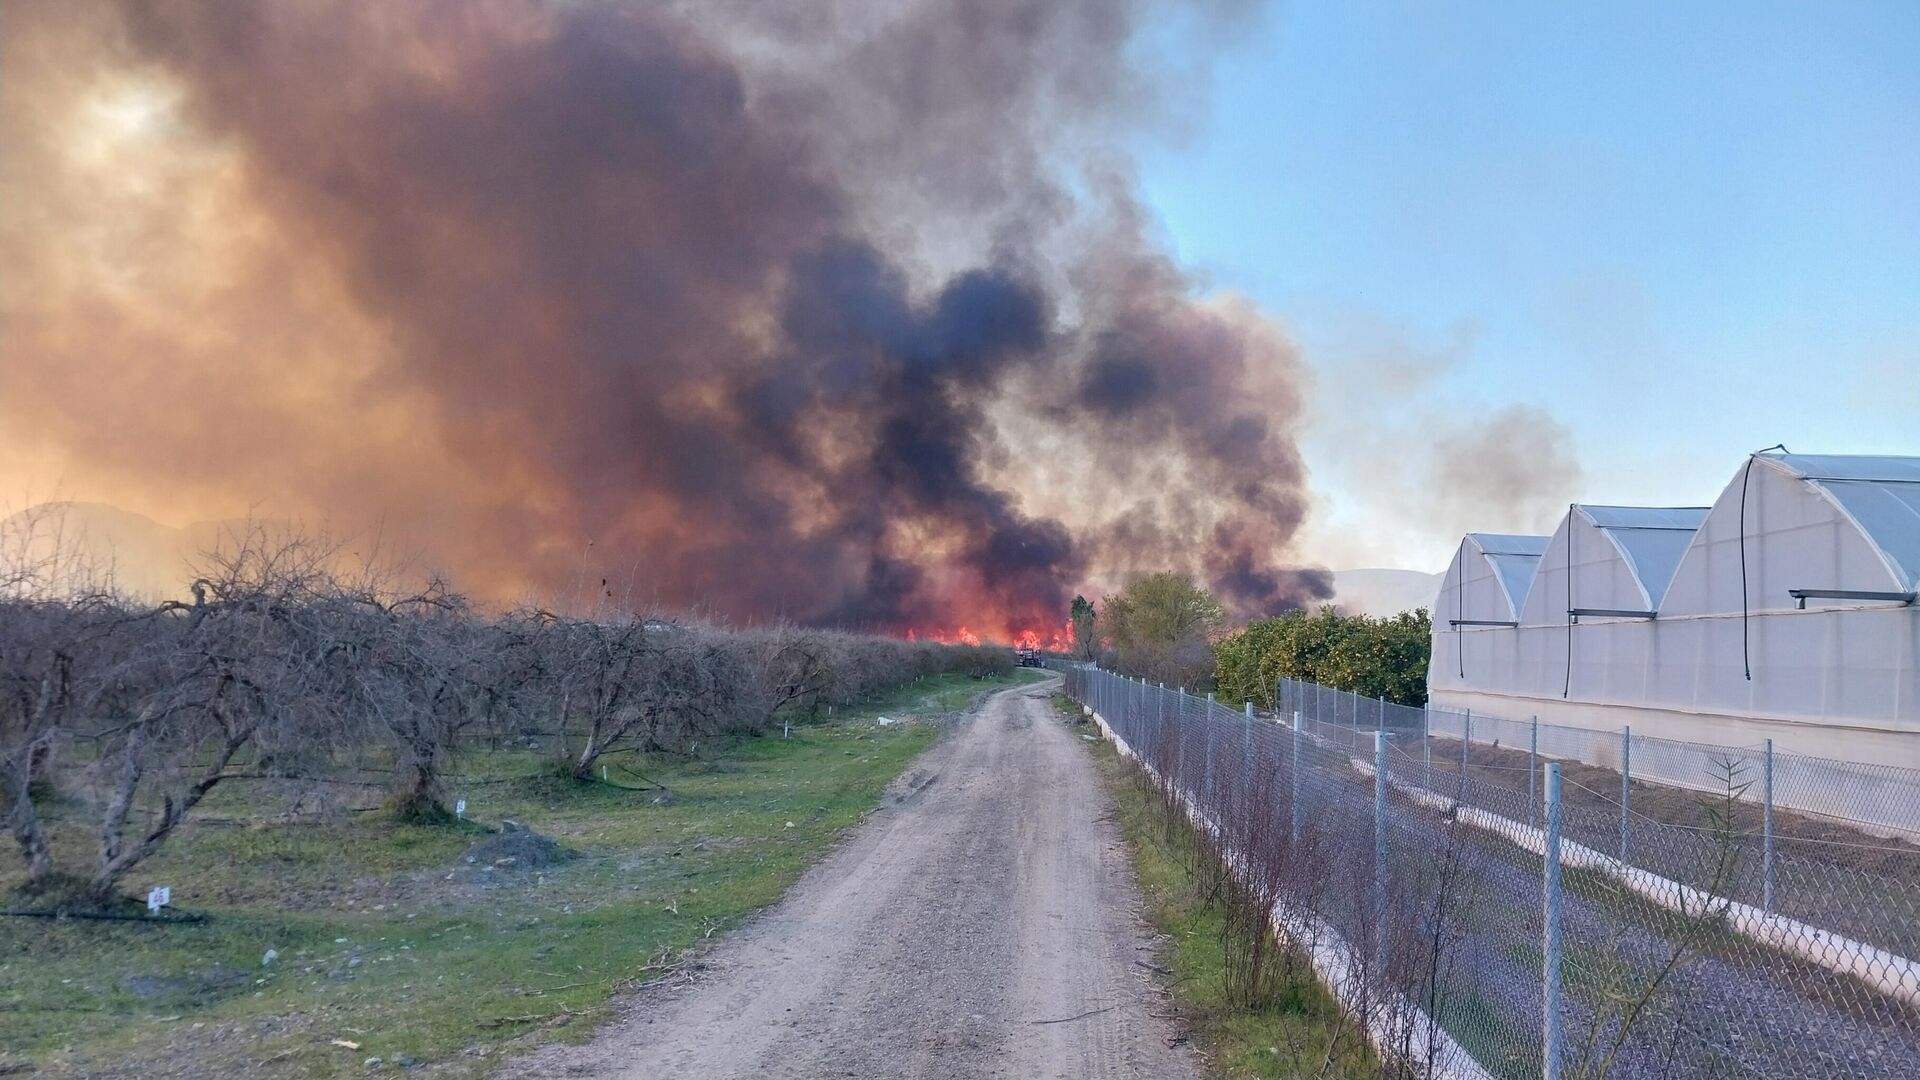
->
[905, 622, 1072, 652]
[906, 626, 982, 646]
[1019, 623, 1074, 652]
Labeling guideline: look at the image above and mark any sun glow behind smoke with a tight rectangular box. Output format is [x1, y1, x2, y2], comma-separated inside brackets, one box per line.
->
[84, 79, 171, 139]
[0, 1, 1333, 642]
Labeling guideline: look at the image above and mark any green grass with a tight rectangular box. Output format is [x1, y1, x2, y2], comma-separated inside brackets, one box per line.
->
[0, 671, 1036, 1077]
[1077, 717, 1378, 1079]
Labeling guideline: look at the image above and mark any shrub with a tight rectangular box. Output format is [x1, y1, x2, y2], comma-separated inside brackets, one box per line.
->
[1213, 607, 1431, 709]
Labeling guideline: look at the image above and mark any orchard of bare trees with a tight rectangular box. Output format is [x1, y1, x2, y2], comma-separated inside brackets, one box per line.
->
[0, 514, 1008, 914]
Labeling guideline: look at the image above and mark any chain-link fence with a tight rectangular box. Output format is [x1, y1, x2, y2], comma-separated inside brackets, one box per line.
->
[1278, 677, 1920, 962]
[1057, 664, 1920, 1079]
[1278, 678, 1920, 841]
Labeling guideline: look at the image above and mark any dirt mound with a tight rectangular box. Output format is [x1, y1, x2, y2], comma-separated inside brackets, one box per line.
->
[460, 820, 577, 871]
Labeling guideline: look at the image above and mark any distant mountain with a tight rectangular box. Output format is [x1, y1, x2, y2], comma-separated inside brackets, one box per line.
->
[1328, 568, 1443, 618]
[1, 501, 256, 600]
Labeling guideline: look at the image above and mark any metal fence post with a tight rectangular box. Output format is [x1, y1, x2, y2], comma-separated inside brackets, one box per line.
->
[1241, 701, 1255, 802]
[1423, 705, 1433, 783]
[1529, 716, 1539, 828]
[1460, 709, 1473, 800]
[1621, 725, 1632, 862]
[1764, 738, 1775, 915]
[1374, 730, 1388, 966]
[1544, 762, 1564, 1080]
[1144, 678, 1154, 756]
[1203, 688, 1215, 805]
[1377, 695, 1385, 733]
[1291, 711, 1303, 843]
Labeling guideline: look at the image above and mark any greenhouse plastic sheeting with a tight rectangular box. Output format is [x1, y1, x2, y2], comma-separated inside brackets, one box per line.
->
[1430, 453, 1920, 768]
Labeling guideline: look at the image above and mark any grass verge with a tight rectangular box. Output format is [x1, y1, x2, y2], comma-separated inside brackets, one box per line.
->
[0, 670, 1043, 1078]
[1060, 694, 1377, 1079]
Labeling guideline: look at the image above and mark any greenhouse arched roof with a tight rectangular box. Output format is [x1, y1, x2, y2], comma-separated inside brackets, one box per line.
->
[1463, 532, 1549, 620]
[1763, 454, 1920, 591]
[1575, 504, 1709, 609]
[1517, 505, 1708, 625]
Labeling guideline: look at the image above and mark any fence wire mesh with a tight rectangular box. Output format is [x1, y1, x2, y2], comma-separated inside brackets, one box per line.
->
[1057, 665, 1920, 1080]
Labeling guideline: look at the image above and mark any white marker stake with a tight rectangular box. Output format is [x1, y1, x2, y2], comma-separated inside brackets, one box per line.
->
[147, 886, 171, 914]
[455, 799, 467, 819]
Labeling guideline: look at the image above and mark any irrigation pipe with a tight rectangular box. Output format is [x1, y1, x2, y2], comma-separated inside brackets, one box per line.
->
[1, 909, 206, 923]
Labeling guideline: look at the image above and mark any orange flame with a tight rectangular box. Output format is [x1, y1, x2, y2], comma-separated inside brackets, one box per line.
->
[905, 626, 981, 646]
[904, 620, 1071, 652]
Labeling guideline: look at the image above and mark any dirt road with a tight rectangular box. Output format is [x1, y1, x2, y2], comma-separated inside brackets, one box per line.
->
[521, 676, 1196, 1080]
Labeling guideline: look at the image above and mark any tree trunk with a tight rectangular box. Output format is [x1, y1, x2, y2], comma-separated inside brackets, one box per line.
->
[25, 740, 53, 799]
[570, 735, 603, 781]
[5, 657, 67, 892]
[3, 766, 53, 891]
[386, 753, 448, 823]
[89, 724, 251, 908]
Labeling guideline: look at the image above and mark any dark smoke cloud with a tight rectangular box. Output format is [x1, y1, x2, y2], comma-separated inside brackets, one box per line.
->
[0, 0, 1331, 636]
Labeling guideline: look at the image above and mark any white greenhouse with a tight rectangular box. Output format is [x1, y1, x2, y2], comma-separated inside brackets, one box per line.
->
[1429, 452, 1920, 773]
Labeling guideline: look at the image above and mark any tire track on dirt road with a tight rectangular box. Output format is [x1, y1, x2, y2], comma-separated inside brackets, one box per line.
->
[520, 675, 1197, 1080]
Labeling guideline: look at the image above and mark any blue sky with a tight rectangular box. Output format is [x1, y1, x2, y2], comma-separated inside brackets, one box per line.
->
[1135, 1, 1920, 570]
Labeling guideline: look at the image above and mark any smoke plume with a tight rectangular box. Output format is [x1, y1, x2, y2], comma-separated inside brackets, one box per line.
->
[1294, 311, 1583, 572]
[0, 0, 1331, 638]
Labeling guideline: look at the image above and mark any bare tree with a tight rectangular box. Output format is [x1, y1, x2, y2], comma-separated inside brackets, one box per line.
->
[324, 577, 493, 821]
[2, 526, 341, 910]
[531, 616, 745, 780]
[5, 514, 1014, 910]
[0, 597, 89, 888]
[742, 625, 840, 719]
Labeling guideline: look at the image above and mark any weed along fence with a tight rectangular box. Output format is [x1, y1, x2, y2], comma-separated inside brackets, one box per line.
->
[1056, 664, 1920, 1080]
